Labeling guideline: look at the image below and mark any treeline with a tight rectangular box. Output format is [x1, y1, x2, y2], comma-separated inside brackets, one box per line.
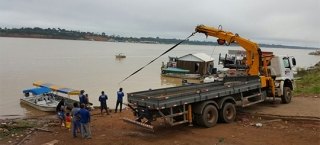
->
[0, 27, 216, 45]
[0, 27, 317, 49]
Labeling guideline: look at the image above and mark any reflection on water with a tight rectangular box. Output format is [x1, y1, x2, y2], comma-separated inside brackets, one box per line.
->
[19, 102, 54, 117]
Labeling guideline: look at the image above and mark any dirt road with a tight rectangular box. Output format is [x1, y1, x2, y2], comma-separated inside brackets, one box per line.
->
[1, 96, 319, 145]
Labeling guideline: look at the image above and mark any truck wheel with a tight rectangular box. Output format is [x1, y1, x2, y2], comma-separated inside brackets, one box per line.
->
[219, 102, 236, 123]
[281, 87, 292, 104]
[199, 105, 218, 128]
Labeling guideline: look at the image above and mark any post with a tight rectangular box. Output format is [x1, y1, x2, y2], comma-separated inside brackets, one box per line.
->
[188, 104, 193, 126]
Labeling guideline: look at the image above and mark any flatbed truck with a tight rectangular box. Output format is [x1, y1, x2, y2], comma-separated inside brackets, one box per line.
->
[123, 25, 297, 131]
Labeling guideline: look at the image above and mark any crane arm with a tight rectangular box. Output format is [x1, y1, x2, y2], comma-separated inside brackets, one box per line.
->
[195, 25, 262, 76]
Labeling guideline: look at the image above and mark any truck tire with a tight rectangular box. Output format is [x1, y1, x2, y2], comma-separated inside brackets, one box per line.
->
[219, 102, 236, 123]
[281, 87, 292, 104]
[199, 105, 218, 128]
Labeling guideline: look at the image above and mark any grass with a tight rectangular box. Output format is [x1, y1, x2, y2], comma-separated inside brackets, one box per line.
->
[0, 119, 36, 138]
[294, 66, 320, 95]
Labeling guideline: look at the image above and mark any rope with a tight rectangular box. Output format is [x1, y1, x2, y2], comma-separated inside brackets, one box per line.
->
[120, 32, 197, 83]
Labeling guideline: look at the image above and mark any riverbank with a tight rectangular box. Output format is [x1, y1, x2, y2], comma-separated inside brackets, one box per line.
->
[1, 96, 319, 145]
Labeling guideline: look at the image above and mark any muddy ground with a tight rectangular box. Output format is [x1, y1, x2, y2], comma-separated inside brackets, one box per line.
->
[1, 96, 319, 145]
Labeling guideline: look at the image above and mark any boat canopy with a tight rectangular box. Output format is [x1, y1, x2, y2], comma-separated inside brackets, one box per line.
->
[23, 87, 52, 95]
[33, 81, 81, 95]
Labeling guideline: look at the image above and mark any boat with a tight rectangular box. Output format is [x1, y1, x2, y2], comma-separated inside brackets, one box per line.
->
[20, 82, 81, 112]
[161, 53, 214, 79]
[116, 53, 126, 58]
[161, 67, 201, 79]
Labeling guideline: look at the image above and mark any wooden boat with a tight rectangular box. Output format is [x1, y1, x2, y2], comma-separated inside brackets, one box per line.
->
[116, 53, 126, 58]
[161, 73, 201, 79]
[161, 67, 201, 79]
[20, 82, 81, 112]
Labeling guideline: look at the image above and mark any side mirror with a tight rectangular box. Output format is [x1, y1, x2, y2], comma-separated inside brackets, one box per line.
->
[292, 58, 296, 66]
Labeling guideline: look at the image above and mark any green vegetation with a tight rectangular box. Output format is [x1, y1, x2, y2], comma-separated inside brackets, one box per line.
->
[294, 62, 320, 95]
[0, 27, 317, 49]
[0, 119, 36, 138]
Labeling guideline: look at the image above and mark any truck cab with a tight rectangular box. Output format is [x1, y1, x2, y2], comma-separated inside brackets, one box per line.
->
[269, 56, 296, 103]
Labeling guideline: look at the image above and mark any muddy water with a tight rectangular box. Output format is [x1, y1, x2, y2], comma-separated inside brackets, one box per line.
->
[0, 37, 319, 118]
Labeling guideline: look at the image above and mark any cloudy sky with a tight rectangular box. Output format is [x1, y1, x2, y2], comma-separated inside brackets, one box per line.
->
[0, 0, 319, 47]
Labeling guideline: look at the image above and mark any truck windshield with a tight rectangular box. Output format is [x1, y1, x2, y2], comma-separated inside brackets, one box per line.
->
[283, 58, 291, 68]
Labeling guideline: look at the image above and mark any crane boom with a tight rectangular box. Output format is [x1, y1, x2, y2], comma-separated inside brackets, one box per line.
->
[195, 25, 262, 76]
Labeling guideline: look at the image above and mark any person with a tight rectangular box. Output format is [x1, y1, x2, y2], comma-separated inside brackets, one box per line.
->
[56, 99, 66, 128]
[99, 91, 109, 115]
[65, 113, 71, 130]
[75, 104, 91, 139]
[84, 94, 90, 110]
[70, 102, 81, 138]
[79, 90, 85, 105]
[115, 88, 124, 113]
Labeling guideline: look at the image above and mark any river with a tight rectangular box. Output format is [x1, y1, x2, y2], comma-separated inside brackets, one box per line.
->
[0, 37, 319, 118]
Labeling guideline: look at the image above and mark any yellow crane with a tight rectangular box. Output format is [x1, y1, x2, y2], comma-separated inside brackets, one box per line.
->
[195, 25, 275, 96]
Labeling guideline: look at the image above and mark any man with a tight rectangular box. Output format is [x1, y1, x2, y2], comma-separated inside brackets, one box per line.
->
[75, 103, 91, 139]
[79, 90, 85, 105]
[70, 102, 80, 138]
[115, 88, 124, 113]
[56, 99, 65, 128]
[99, 91, 109, 115]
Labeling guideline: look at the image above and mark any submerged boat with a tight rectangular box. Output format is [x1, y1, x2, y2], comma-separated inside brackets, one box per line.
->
[20, 82, 81, 112]
[116, 53, 126, 58]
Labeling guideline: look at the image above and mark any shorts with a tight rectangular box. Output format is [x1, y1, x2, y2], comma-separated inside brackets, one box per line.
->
[57, 112, 65, 120]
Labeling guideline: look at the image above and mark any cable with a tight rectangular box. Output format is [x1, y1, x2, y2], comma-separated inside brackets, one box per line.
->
[119, 32, 197, 83]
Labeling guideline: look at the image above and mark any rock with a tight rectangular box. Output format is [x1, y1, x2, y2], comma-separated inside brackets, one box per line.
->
[8, 140, 12, 143]
[314, 96, 318, 98]
[42, 139, 59, 145]
[255, 123, 263, 127]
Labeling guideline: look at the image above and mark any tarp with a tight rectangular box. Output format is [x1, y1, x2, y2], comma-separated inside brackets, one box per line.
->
[23, 87, 52, 95]
[33, 81, 81, 95]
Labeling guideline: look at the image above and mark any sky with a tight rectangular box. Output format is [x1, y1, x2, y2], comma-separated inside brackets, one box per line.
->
[0, 0, 319, 47]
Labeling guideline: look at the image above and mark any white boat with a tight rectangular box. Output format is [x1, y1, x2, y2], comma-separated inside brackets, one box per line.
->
[21, 82, 82, 112]
[21, 87, 59, 112]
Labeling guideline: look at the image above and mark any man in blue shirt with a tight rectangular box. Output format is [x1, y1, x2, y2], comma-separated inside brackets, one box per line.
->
[79, 90, 85, 105]
[115, 88, 124, 113]
[75, 103, 91, 139]
[99, 91, 109, 115]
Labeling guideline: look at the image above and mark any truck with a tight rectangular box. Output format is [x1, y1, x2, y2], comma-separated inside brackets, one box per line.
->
[123, 25, 297, 131]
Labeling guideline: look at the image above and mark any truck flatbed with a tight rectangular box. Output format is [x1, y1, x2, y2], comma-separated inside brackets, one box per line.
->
[128, 76, 262, 109]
